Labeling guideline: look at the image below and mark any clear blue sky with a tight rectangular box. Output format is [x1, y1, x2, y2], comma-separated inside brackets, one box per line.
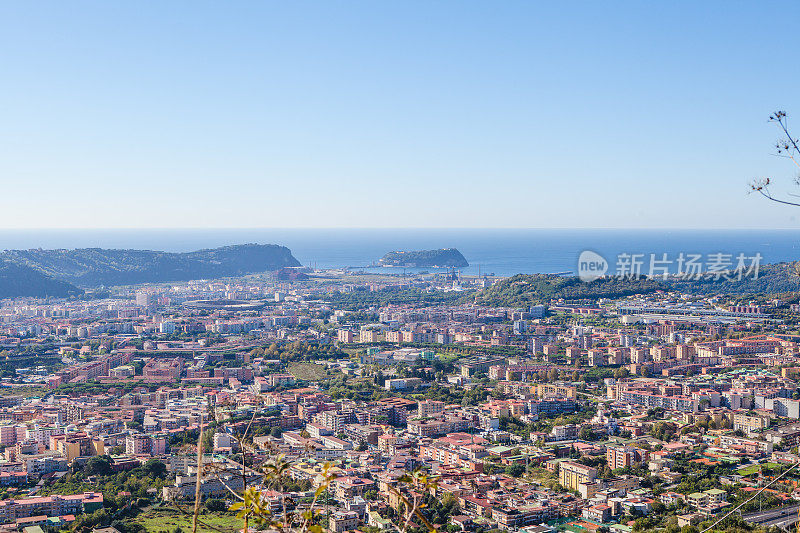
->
[1, 1, 799, 229]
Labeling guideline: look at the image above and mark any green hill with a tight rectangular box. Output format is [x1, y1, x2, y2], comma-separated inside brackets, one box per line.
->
[0, 243, 301, 288]
[0, 261, 82, 299]
[468, 273, 664, 306]
[666, 261, 800, 295]
[379, 248, 468, 267]
[468, 262, 800, 307]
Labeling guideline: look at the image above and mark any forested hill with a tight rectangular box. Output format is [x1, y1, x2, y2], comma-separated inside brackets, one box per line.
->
[468, 263, 800, 306]
[379, 248, 469, 267]
[0, 261, 83, 299]
[666, 262, 800, 294]
[468, 274, 664, 306]
[0, 244, 301, 288]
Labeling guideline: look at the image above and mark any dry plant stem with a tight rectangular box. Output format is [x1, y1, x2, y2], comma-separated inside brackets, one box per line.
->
[193, 417, 205, 533]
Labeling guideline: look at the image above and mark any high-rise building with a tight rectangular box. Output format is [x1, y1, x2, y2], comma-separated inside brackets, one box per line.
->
[559, 461, 597, 492]
[135, 290, 156, 308]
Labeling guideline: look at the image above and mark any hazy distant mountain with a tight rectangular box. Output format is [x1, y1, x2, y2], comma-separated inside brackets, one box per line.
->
[0, 243, 301, 288]
[0, 260, 83, 299]
[379, 248, 469, 268]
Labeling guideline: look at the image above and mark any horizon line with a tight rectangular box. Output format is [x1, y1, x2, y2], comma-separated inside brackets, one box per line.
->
[1, 226, 800, 231]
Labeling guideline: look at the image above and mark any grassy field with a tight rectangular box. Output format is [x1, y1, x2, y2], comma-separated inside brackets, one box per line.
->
[287, 362, 327, 381]
[132, 507, 243, 533]
[0, 385, 48, 397]
[737, 462, 781, 476]
[438, 352, 463, 363]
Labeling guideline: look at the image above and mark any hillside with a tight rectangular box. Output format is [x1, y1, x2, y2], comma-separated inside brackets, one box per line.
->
[665, 261, 800, 294]
[468, 273, 664, 306]
[467, 263, 800, 307]
[0, 261, 83, 299]
[1, 243, 301, 288]
[323, 285, 470, 310]
[378, 248, 468, 267]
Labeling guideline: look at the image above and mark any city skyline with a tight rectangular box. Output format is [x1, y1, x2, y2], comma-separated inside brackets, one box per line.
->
[2, 2, 800, 229]
[4, 4, 800, 532]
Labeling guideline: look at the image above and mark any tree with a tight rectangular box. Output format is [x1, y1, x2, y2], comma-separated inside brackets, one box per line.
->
[440, 492, 460, 516]
[84, 455, 113, 476]
[202, 429, 216, 451]
[752, 111, 800, 207]
[144, 458, 167, 478]
[651, 421, 678, 442]
[71, 508, 111, 531]
[483, 461, 502, 475]
[206, 499, 228, 512]
[505, 463, 525, 478]
[112, 520, 145, 533]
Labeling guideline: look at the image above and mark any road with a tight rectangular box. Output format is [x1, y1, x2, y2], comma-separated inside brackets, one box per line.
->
[759, 513, 800, 530]
[744, 504, 800, 529]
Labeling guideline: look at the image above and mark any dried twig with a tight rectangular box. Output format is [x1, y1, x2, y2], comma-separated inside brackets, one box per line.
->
[752, 111, 800, 207]
[192, 411, 206, 533]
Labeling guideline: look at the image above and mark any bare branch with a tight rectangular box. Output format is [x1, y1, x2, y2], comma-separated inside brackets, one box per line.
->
[192, 413, 205, 533]
[754, 111, 800, 207]
[755, 187, 800, 207]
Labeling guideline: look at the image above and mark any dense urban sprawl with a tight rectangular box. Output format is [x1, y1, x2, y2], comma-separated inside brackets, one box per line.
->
[0, 270, 798, 533]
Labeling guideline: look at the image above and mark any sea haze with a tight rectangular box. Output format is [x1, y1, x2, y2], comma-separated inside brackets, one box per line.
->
[0, 229, 798, 277]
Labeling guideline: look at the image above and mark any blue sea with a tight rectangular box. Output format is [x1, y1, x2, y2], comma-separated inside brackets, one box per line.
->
[0, 228, 798, 277]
